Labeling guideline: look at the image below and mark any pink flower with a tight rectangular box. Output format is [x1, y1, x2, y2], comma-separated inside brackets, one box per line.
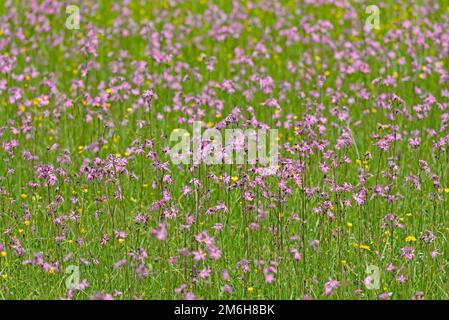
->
[324, 278, 340, 296]
[400, 247, 415, 260]
[379, 292, 390, 300]
[223, 285, 233, 294]
[151, 223, 167, 241]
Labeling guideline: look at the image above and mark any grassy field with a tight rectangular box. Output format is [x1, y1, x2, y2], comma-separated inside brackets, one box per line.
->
[1, 0, 449, 300]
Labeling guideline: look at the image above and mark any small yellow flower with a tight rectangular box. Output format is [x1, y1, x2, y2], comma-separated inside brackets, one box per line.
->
[360, 244, 371, 251]
[1, 273, 8, 280]
[48, 267, 55, 274]
[247, 287, 254, 293]
[21, 194, 28, 199]
[24, 220, 31, 226]
[347, 222, 353, 228]
[444, 188, 449, 193]
[18, 229, 24, 234]
[341, 260, 347, 268]
[118, 238, 125, 244]
[80, 227, 87, 234]
[0, 251, 7, 257]
[231, 176, 239, 182]
[405, 236, 416, 242]
[68, 240, 74, 244]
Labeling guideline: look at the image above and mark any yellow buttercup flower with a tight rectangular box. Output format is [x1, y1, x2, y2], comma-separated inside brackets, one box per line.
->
[360, 244, 371, 251]
[0, 251, 7, 257]
[247, 287, 254, 293]
[405, 236, 416, 242]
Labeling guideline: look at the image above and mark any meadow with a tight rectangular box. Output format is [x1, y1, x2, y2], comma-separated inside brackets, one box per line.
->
[1, 0, 449, 300]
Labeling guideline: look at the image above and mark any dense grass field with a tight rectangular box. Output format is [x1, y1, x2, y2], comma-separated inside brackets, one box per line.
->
[1, 0, 449, 300]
